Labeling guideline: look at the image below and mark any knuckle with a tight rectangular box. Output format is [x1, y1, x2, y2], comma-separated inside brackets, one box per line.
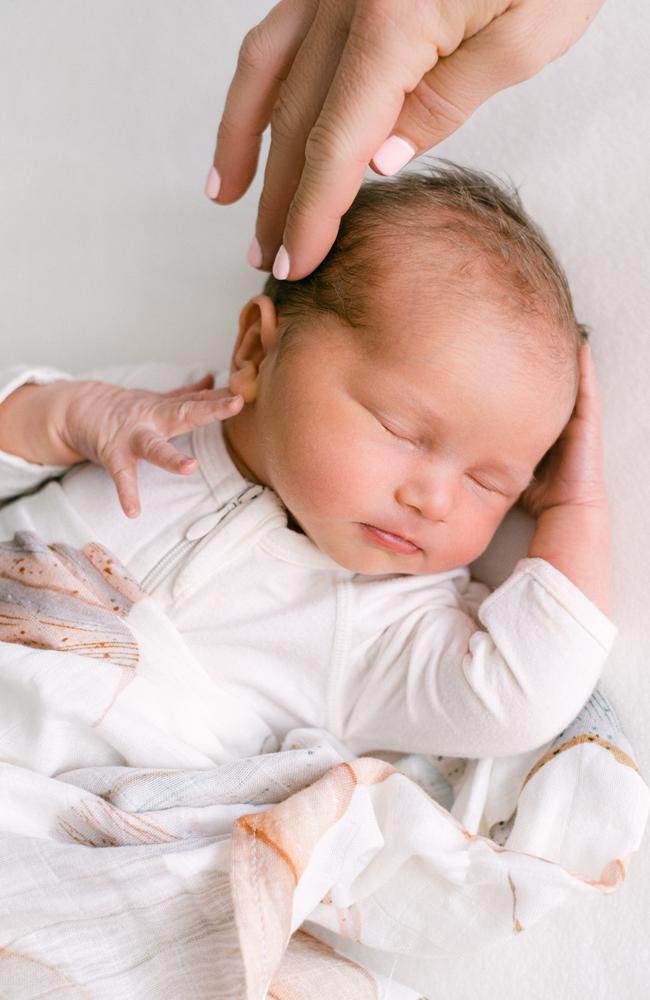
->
[238, 24, 273, 74]
[100, 441, 121, 470]
[304, 113, 351, 169]
[353, 0, 396, 34]
[270, 84, 307, 141]
[177, 400, 193, 422]
[409, 78, 467, 134]
[126, 427, 146, 455]
[140, 435, 161, 460]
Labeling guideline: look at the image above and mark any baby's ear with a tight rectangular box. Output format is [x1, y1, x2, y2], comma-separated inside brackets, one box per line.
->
[229, 296, 279, 402]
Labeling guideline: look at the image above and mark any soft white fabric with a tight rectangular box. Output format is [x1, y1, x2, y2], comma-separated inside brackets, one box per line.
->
[0, 526, 646, 999]
[0, 362, 618, 762]
[2, 3, 649, 993]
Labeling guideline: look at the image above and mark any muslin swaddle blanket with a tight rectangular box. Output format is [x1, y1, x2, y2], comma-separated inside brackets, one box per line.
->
[0, 529, 647, 999]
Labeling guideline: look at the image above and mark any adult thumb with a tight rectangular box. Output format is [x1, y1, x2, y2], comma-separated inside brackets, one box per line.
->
[370, 7, 551, 174]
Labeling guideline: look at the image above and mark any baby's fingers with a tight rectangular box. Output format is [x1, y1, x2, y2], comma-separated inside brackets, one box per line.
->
[131, 429, 197, 477]
[106, 456, 141, 518]
[166, 393, 244, 431]
[161, 374, 215, 398]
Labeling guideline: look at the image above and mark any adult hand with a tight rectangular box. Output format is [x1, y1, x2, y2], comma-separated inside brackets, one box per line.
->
[522, 343, 613, 616]
[206, 0, 605, 281]
[518, 344, 609, 519]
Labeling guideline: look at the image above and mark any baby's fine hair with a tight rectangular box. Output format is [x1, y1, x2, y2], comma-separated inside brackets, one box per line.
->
[263, 160, 587, 383]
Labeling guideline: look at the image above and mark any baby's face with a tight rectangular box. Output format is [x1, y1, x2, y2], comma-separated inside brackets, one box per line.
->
[226, 296, 575, 576]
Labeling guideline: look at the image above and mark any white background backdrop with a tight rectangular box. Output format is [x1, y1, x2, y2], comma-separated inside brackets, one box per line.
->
[1, 2, 649, 997]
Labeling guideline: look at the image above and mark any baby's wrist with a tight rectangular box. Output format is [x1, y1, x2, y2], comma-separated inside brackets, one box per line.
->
[532, 499, 611, 533]
[43, 379, 95, 465]
[0, 379, 86, 466]
[528, 502, 612, 616]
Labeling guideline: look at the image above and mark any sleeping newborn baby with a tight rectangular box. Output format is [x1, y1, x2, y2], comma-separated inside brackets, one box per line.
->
[0, 163, 616, 761]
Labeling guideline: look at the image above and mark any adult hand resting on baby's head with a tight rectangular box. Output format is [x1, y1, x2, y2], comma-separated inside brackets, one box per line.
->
[207, 0, 605, 280]
[50, 374, 243, 518]
[518, 344, 608, 519]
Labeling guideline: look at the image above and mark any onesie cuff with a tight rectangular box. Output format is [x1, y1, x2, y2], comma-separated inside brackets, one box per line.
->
[0, 365, 75, 408]
[478, 556, 618, 653]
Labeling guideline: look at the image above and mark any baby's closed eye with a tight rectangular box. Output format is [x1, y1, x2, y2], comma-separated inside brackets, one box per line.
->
[369, 409, 421, 449]
[467, 475, 511, 497]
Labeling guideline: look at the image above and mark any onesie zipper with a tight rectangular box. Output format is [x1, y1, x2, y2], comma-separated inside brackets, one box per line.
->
[139, 483, 265, 593]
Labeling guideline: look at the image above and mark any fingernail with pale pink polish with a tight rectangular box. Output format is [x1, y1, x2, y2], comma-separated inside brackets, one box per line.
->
[372, 135, 416, 176]
[272, 245, 290, 280]
[246, 236, 263, 269]
[204, 165, 221, 200]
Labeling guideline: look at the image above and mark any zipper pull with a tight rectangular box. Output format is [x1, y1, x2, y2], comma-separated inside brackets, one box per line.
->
[184, 484, 265, 541]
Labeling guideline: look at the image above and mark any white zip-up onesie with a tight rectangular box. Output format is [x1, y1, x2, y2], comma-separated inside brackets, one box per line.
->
[0, 361, 618, 760]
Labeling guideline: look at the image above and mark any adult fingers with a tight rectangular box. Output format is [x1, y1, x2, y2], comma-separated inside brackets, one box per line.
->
[371, 13, 524, 170]
[252, 1, 353, 271]
[208, 0, 318, 206]
[373, 0, 605, 172]
[274, 0, 606, 280]
[271, 2, 442, 280]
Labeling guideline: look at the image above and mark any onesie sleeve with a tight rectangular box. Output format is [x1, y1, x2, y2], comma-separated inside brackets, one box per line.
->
[0, 360, 214, 503]
[330, 557, 618, 759]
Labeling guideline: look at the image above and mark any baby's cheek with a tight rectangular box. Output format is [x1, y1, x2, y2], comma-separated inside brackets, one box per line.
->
[269, 450, 333, 522]
[455, 508, 503, 563]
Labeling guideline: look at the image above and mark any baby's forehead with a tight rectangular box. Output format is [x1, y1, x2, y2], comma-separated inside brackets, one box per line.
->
[348, 299, 575, 414]
[361, 268, 576, 375]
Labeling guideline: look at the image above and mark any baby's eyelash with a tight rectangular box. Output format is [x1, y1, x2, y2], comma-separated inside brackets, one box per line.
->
[469, 476, 506, 497]
[377, 418, 417, 446]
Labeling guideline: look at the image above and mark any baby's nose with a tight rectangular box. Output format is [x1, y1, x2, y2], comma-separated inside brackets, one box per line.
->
[395, 475, 455, 522]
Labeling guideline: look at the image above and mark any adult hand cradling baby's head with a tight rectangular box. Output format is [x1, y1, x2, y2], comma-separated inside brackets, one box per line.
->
[518, 343, 608, 519]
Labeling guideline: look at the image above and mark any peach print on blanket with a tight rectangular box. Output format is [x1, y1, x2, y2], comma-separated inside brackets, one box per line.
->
[267, 929, 379, 999]
[0, 529, 146, 668]
[233, 758, 396, 999]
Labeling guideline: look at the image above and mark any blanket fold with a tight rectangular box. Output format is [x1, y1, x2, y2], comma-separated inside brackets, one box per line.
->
[0, 530, 647, 999]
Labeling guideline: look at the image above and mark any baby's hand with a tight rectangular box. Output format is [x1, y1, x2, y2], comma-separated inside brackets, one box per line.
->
[57, 374, 243, 517]
[518, 344, 608, 519]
